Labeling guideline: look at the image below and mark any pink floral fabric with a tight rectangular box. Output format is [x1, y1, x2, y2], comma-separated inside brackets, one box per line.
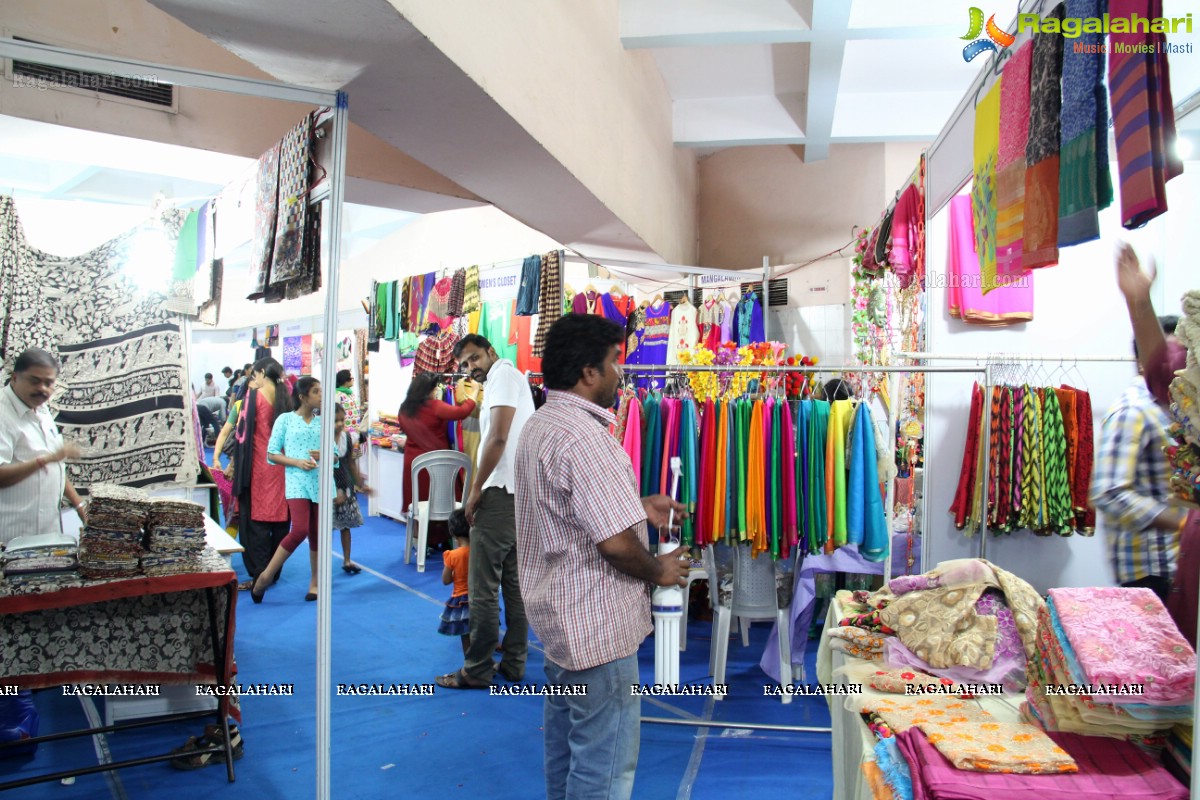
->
[1048, 587, 1195, 706]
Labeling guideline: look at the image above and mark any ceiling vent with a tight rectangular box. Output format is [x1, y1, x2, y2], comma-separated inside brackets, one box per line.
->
[10, 37, 175, 109]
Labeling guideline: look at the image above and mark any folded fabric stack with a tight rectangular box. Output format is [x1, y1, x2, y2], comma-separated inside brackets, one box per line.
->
[894, 726, 1187, 800]
[1, 533, 79, 588]
[78, 484, 151, 579]
[1163, 724, 1191, 786]
[1167, 291, 1200, 504]
[869, 559, 1043, 691]
[141, 498, 207, 576]
[1023, 587, 1195, 740]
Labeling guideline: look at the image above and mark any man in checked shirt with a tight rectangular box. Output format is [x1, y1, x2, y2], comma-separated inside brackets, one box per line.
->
[1091, 312, 1187, 600]
[514, 313, 690, 800]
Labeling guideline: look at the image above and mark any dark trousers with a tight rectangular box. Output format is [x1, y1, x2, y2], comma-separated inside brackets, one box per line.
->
[464, 488, 528, 682]
[1121, 575, 1172, 602]
[198, 404, 219, 437]
[241, 518, 289, 580]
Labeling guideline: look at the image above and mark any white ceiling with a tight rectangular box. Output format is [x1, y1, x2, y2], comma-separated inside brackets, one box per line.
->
[0, 115, 418, 258]
[622, 0, 987, 157]
[624, 0, 1200, 157]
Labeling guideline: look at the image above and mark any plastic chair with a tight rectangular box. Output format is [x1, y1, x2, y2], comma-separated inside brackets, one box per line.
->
[404, 450, 472, 573]
[709, 544, 793, 703]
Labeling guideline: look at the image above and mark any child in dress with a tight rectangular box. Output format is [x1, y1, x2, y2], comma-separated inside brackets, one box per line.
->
[439, 510, 471, 654]
[333, 405, 370, 574]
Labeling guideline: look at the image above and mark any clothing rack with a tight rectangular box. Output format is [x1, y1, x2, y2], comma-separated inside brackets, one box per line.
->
[894, 351, 1137, 569]
[623, 361, 989, 589]
[895, 351, 1137, 363]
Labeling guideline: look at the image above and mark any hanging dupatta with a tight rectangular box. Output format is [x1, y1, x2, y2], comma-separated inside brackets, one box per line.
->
[770, 398, 783, 559]
[1071, 388, 1096, 533]
[828, 400, 854, 548]
[746, 399, 765, 550]
[734, 398, 747, 540]
[622, 393, 642, 490]
[681, 397, 698, 546]
[972, 76, 1004, 294]
[1023, 3, 1066, 268]
[713, 398, 729, 545]
[808, 400, 830, 554]
[697, 398, 714, 547]
[950, 383, 984, 530]
[995, 40, 1034, 279]
[781, 400, 797, 560]
[859, 403, 889, 562]
[1057, 0, 1113, 247]
[795, 400, 809, 544]
[1041, 389, 1074, 535]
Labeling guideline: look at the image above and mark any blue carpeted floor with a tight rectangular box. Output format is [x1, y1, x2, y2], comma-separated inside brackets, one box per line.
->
[1, 454, 833, 798]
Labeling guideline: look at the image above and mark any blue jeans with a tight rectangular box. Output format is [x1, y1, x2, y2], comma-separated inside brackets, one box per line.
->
[543, 654, 640, 800]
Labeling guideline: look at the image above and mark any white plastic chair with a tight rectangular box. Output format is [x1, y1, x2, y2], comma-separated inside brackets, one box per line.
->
[404, 450, 472, 573]
[709, 543, 794, 703]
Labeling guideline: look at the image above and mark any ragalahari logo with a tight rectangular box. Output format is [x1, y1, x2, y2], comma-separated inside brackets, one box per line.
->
[961, 7, 1016, 61]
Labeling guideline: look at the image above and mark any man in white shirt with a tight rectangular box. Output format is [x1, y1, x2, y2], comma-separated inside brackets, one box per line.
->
[437, 334, 535, 689]
[0, 348, 85, 544]
[197, 373, 220, 400]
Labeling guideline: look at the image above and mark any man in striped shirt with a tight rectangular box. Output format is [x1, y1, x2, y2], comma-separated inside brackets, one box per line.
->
[515, 313, 689, 800]
[1090, 315, 1187, 599]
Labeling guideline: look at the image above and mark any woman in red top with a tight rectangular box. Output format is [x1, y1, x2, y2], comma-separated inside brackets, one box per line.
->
[232, 357, 294, 591]
[397, 373, 478, 511]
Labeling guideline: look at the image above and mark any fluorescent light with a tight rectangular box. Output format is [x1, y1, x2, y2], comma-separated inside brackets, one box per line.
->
[1176, 136, 1193, 160]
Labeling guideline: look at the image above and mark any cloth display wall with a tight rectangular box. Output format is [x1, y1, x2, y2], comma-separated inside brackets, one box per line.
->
[0, 196, 199, 489]
[921, 164, 1177, 593]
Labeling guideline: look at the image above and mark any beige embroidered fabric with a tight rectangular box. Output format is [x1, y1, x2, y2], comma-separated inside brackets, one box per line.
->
[878, 560, 1043, 670]
[868, 695, 996, 734]
[920, 720, 1077, 774]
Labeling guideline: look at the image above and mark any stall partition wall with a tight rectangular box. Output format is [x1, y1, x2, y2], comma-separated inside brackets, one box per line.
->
[0, 38, 349, 800]
[919, 168, 1190, 595]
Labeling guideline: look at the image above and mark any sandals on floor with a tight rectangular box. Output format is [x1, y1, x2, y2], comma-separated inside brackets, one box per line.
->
[342, 563, 362, 575]
[434, 670, 491, 690]
[170, 725, 244, 771]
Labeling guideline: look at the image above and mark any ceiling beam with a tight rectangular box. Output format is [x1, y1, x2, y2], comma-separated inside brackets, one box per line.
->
[800, 1, 853, 162]
[620, 24, 962, 49]
[674, 134, 935, 148]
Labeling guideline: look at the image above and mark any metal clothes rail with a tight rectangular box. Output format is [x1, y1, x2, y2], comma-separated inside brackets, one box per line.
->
[895, 351, 1136, 566]
[622, 361, 988, 588]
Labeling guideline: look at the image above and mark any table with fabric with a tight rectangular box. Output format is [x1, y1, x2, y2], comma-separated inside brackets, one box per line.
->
[0, 547, 239, 787]
[816, 595, 1025, 800]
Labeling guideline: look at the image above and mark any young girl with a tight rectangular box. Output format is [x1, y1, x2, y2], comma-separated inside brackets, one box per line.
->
[439, 510, 471, 654]
[333, 404, 369, 574]
[253, 376, 323, 603]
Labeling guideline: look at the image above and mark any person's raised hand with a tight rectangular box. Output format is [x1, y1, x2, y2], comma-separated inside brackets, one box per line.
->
[58, 442, 82, 461]
[1115, 241, 1156, 305]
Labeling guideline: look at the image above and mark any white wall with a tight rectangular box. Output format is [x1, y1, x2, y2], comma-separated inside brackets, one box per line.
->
[921, 162, 1195, 593]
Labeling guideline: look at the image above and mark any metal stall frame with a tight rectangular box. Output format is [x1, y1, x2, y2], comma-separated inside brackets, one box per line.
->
[0, 38, 347, 800]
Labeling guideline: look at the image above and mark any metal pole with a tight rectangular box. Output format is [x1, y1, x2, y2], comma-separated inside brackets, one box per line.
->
[895, 351, 1136, 363]
[884, 370, 902, 584]
[641, 717, 832, 734]
[978, 364, 993, 556]
[314, 90, 349, 800]
[762, 256, 772, 344]
[621, 364, 987, 375]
